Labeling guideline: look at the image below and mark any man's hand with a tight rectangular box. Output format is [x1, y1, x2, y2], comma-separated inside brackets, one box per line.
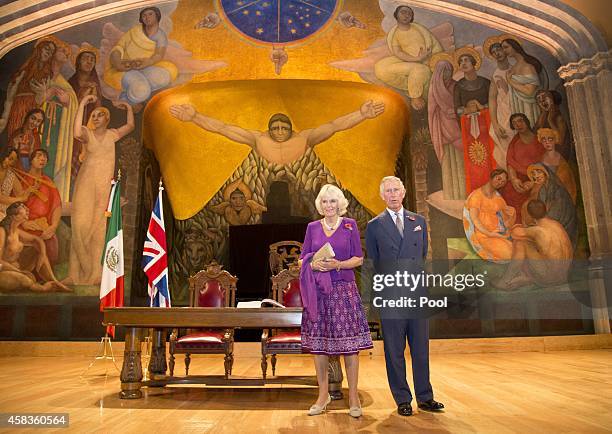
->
[169, 104, 197, 122]
[337, 11, 366, 29]
[464, 100, 479, 114]
[360, 100, 385, 119]
[270, 46, 288, 75]
[195, 12, 221, 29]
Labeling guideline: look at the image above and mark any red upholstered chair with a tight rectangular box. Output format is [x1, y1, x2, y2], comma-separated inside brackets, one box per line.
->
[169, 261, 237, 378]
[261, 264, 303, 378]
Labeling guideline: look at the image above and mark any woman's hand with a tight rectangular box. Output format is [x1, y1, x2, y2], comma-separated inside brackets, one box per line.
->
[323, 259, 342, 271]
[311, 259, 341, 272]
[310, 259, 325, 272]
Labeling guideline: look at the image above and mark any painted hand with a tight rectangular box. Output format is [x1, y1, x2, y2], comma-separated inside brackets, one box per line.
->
[360, 100, 385, 118]
[169, 104, 197, 122]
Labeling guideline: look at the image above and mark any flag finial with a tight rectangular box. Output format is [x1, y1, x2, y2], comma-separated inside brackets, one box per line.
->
[159, 177, 164, 191]
[117, 169, 122, 181]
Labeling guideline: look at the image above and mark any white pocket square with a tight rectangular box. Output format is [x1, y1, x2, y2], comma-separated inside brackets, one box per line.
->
[413, 225, 422, 232]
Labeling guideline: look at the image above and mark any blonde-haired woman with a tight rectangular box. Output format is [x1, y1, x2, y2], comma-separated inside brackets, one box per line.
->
[65, 95, 133, 285]
[300, 184, 372, 417]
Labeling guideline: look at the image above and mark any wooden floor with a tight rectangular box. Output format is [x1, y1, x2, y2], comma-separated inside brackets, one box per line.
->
[1, 349, 611, 433]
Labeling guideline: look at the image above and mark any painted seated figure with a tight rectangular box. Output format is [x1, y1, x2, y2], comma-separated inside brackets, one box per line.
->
[374, 5, 442, 110]
[104, 7, 178, 106]
[463, 169, 516, 262]
[0, 202, 70, 293]
[495, 199, 573, 290]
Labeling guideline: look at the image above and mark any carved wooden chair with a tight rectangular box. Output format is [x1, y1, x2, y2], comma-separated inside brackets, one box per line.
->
[169, 261, 237, 379]
[268, 241, 303, 276]
[261, 263, 303, 378]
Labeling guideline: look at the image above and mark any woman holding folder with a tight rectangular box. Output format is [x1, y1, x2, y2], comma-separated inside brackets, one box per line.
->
[299, 184, 372, 417]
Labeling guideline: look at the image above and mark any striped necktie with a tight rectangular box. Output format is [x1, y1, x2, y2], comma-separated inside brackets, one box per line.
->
[395, 211, 404, 237]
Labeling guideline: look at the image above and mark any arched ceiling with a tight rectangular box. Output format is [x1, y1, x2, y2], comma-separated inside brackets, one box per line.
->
[0, 0, 608, 65]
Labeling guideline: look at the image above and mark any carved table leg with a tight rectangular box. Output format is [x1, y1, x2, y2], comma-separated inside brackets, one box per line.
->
[120, 327, 143, 399]
[148, 328, 167, 378]
[328, 356, 344, 400]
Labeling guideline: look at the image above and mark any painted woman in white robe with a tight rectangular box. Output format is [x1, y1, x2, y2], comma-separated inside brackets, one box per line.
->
[501, 38, 545, 127]
[485, 36, 513, 169]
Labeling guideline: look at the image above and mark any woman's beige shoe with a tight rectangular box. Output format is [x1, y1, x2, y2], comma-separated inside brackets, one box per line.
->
[308, 395, 332, 416]
[349, 406, 362, 418]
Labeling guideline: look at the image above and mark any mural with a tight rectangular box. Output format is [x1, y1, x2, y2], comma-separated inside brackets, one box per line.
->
[0, 0, 591, 332]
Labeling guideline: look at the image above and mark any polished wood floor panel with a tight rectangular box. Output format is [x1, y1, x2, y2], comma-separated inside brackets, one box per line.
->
[0, 351, 611, 433]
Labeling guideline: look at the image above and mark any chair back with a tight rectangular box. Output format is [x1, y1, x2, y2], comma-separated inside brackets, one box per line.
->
[271, 264, 302, 308]
[189, 261, 237, 308]
[269, 241, 303, 275]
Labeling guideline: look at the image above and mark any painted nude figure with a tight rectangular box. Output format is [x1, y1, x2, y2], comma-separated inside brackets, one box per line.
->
[65, 95, 134, 285]
[169, 100, 385, 165]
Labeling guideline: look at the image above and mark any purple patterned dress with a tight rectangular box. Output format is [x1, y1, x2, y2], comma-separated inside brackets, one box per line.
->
[300, 217, 373, 355]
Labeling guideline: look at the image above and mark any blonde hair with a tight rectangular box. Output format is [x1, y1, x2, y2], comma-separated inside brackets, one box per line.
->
[86, 107, 110, 130]
[315, 184, 349, 216]
[537, 127, 559, 143]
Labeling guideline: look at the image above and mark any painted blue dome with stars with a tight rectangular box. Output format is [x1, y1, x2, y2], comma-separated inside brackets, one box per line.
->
[219, 0, 340, 45]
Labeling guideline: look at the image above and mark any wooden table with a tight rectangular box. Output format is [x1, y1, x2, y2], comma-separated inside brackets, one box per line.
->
[103, 307, 343, 399]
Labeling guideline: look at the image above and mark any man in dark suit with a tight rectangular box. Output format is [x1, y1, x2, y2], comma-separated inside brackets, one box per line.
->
[365, 176, 444, 416]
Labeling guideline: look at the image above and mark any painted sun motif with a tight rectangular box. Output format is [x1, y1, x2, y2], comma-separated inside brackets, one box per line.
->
[468, 140, 488, 166]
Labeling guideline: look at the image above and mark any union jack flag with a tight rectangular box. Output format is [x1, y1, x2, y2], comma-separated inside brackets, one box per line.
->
[143, 180, 171, 307]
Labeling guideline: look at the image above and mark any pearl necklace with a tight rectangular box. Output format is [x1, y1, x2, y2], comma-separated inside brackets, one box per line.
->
[323, 217, 340, 231]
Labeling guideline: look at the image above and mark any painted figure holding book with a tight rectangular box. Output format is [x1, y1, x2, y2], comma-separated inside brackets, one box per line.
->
[299, 184, 372, 418]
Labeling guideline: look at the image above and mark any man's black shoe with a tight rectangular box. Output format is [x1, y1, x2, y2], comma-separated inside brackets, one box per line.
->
[417, 399, 445, 412]
[397, 402, 412, 416]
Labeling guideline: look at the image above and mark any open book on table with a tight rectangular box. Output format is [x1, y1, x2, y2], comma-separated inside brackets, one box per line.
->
[236, 299, 286, 308]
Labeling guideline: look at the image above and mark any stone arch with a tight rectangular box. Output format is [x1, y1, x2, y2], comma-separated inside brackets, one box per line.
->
[0, 0, 607, 64]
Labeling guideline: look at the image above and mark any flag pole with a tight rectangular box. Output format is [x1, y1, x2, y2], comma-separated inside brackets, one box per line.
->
[85, 170, 124, 376]
[144, 176, 171, 308]
[81, 332, 120, 377]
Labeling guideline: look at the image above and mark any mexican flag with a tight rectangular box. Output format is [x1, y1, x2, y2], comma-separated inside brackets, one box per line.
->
[99, 179, 124, 338]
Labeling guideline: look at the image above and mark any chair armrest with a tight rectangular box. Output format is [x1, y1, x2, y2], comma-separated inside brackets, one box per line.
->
[261, 328, 269, 343]
[169, 328, 179, 342]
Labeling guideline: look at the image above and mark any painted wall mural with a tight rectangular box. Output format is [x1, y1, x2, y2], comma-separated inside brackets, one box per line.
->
[0, 0, 594, 336]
